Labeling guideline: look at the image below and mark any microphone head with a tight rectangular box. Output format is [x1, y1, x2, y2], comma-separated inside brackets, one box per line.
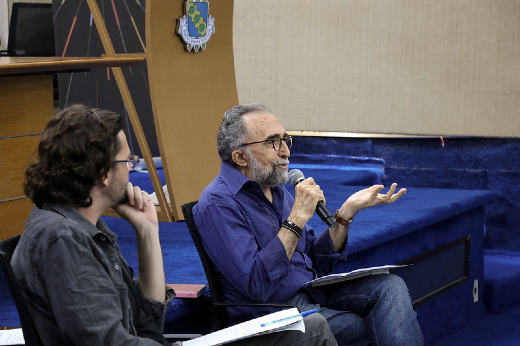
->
[289, 169, 305, 186]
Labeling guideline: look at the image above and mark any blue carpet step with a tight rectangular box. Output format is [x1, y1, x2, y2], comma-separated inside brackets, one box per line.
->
[483, 249, 520, 314]
[288, 154, 386, 186]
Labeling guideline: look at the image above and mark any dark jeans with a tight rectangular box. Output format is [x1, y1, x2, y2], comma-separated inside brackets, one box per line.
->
[287, 274, 424, 346]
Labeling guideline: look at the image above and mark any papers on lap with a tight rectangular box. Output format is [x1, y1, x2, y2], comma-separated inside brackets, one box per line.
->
[0, 328, 24, 345]
[305, 264, 408, 287]
[182, 307, 305, 346]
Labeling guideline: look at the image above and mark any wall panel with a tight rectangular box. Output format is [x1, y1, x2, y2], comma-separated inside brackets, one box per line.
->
[234, 0, 520, 137]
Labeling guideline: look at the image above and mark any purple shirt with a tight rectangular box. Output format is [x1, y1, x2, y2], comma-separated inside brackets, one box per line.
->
[194, 162, 348, 324]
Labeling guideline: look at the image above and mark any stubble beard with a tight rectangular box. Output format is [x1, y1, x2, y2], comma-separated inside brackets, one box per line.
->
[107, 172, 129, 206]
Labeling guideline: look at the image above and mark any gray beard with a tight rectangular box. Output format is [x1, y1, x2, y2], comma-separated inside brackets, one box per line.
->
[248, 153, 289, 187]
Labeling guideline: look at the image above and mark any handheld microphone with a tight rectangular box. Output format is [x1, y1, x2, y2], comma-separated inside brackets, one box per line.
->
[288, 169, 335, 226]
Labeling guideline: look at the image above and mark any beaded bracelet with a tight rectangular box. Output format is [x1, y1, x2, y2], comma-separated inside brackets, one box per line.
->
[282, 220, 303, 238]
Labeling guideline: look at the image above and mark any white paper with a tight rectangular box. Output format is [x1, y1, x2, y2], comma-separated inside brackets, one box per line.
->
[0, 328, 25, 345]
[305, 264, 408, 286]
[149, 182, 170, 205]
[183, 308, 305, 346]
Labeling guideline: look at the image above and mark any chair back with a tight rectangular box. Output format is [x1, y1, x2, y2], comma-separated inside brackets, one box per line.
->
[0, 235, 43, 346]
[6, 3, 55, 56]
[181, 201, 228, 330]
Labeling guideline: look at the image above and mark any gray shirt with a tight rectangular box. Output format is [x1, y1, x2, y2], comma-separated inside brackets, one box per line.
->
[12, 202, 174, 346]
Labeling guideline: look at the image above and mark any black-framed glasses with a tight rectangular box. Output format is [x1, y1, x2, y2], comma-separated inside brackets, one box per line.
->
[240, 135, 293, 152]
[113, 154, 140, 170]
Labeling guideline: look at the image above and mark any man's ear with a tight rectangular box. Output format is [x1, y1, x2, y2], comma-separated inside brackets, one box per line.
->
[231, 149, 249, 167]
[98, 169, 110, 187]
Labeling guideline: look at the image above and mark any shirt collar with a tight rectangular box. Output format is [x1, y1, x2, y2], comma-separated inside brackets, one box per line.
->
[219, 161, 256, 196]
[219, 161, 286, 204]
[45, 202, 117, 242]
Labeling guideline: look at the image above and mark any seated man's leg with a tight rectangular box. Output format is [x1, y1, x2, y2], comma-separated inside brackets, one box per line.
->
[229, 313, 337, 346]
[322, 274, 424, 346]
[287, 290, 371, 345]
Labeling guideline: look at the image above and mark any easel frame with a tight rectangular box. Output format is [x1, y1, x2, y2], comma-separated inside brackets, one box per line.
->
[86, 0, 173, 221]
[88, 0, 239, 220]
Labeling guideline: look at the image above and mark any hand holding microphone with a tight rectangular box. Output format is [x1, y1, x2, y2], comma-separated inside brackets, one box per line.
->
[289, 169, 335, 226]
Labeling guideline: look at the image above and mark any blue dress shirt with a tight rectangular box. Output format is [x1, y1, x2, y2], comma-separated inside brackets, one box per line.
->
[194, 162, 348, 324]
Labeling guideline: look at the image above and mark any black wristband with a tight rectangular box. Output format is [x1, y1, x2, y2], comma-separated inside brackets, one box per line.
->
[282, 220, 303, 239]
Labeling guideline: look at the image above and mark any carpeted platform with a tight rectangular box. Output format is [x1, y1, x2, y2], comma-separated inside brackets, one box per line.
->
[483, 249, 520, 315]
[430, 303, 520, 346]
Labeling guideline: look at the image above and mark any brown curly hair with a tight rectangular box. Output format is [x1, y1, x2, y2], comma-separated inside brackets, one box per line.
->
[24, 104, 124, 208]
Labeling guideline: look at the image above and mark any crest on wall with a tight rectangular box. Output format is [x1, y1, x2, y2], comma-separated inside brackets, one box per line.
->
[178, 0, 215, 52]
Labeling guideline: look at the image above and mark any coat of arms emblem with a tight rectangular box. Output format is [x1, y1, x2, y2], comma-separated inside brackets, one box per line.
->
[178, 0, 215, 52]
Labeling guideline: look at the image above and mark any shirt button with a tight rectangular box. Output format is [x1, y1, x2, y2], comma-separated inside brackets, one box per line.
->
[114, 264, 120, 270]
[100, 235, 106, 241]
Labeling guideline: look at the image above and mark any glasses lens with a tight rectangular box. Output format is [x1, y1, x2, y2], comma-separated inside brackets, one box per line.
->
[284, 136, 292, 150]
[128, 155, 140, 170]
[273, 137, 292, 151]
[273, 137, 282, 151]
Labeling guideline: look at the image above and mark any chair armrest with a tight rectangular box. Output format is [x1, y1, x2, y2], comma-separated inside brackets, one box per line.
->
[213, 301, 295, 308]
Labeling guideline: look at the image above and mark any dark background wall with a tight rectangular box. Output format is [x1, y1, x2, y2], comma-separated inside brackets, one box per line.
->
[52, 0, 158, 157]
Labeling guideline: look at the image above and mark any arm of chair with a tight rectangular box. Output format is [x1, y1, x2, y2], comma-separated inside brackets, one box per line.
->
[213, 301, 295, 308]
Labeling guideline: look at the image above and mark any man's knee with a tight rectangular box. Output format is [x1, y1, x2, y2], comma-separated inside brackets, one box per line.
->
[385, 274, 410, 294]
[376, 274, 415, 308]
[384, 274, 407, 290]
[303, 313, 330, 333]
[302, 313, 337, 345]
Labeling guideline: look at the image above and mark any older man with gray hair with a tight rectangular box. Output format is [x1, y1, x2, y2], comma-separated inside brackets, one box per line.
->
[194, 103, 424, 345]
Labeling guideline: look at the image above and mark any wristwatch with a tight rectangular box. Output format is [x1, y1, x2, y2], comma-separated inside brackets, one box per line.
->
[334, 209, 354, 227]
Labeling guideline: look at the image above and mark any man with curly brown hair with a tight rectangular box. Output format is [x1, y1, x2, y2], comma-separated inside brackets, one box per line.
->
[12, 104, 175, 345]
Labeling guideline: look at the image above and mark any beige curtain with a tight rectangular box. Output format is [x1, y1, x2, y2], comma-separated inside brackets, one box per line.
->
[233, 0, 520, 137]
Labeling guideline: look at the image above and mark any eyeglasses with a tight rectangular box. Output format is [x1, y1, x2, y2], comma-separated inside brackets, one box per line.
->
[240, 135, 293, 152]
[113, 155, 140, 170]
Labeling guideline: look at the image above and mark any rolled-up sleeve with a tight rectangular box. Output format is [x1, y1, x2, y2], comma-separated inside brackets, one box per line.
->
[131, 283, 175, 345]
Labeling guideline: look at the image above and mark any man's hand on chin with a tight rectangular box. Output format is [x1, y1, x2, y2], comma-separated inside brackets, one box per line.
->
[113, 182, 159, 232]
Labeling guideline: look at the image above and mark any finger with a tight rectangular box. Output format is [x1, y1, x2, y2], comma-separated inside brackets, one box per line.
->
[388, 188, 407, 202]
[370, 185, 384, 198]
[379, 183, 398, 203]
[126, 182, 135, 206]
[301, 177, 316, 185]
[133, 185, 143, 209]
[311, 184, 326, 204]
[385, 183, 397, 197]
[141, 191, 149, 210]
[317, 190, 326, 205]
